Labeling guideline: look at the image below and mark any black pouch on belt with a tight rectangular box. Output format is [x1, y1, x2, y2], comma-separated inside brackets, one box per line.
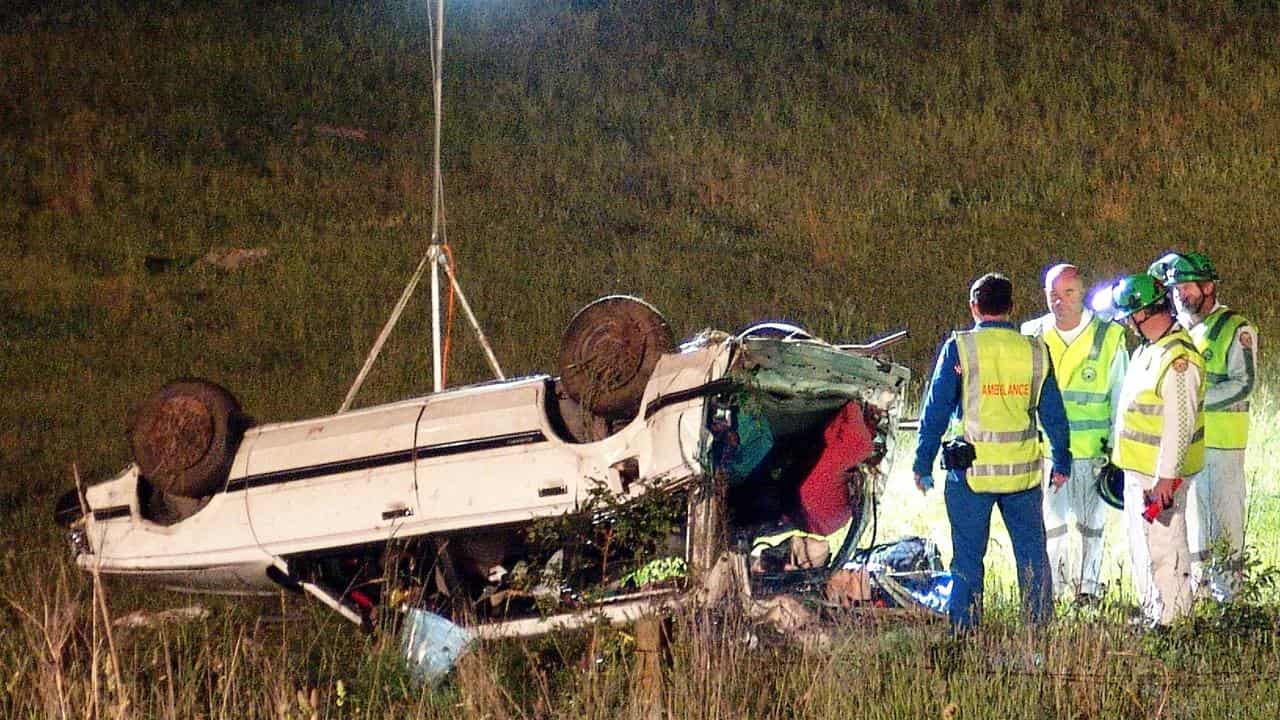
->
[941, 439, 976, 471]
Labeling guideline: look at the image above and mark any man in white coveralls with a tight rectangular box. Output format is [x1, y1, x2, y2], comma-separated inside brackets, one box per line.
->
[1022, 264, 1128, 605]
[1105, 274, 1205, 627]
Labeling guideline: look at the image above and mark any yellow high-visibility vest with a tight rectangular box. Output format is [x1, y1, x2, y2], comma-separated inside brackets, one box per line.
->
[1033, 316, 1127, 459]
[1113, 330, 1206, 477]
[1190, 307, 1252, 449]
[953, 327, 1048, 493]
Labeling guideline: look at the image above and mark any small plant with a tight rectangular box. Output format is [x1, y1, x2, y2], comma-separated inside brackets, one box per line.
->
[524, 480, 687, 602]
[1186, 540, 1280, 638]
[1221, 540, 1280, 606]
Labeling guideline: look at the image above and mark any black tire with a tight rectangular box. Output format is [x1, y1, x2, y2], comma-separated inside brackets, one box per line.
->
[557, 296, 675, 418]
[127, 378, 247, 498]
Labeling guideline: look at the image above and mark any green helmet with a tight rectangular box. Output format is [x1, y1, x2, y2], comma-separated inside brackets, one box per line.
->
[1108, 274, 1167, 320]
[1168, 251, 1217, 283]
[1148, 251, 1218, 285]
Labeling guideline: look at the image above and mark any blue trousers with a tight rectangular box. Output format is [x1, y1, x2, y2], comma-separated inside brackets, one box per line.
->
[944, 470, 1053, 632]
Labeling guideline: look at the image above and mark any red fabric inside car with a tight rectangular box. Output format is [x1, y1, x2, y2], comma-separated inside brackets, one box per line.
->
[795, 401, 873, 536]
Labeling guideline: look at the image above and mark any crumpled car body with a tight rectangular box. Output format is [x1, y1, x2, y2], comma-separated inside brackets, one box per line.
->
[57, 327, 910, 632]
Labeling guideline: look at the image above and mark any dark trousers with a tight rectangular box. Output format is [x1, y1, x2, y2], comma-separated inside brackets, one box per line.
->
[944, 470, 1053, 632]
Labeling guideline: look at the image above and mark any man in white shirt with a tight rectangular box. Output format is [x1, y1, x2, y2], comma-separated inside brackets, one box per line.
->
[1105, 274, 1206, 627]
[1021, 264, 1128, 604]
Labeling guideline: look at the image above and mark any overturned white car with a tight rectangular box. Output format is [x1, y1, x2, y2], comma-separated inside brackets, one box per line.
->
[56, 297, 910, 635]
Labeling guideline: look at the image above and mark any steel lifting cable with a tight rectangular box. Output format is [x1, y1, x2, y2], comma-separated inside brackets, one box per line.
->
[428, 0, 445, 392]
[422, 0, 504, 386]
[338, 1, 444, 413]
[338, 0, 503, 410]
[425, 190, 505, 385]
[440, 246, 505, 382]
[338, 251, 434, 413]
[441, 243, 457, 386]
[338, 218, 505, 412]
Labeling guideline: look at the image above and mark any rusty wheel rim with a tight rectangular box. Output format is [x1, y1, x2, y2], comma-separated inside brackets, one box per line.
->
[559, 296, 674, 416]
[133, 396, 215, 476]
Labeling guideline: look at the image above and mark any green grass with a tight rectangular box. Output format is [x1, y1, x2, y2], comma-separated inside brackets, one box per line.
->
[3, 0, 1280, 716]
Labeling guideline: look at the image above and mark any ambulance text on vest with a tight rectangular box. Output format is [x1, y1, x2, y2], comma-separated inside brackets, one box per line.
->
[982, 383, 1031, 396]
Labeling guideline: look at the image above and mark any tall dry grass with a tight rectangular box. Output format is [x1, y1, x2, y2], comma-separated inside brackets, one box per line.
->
[4, 556, 1279, 719]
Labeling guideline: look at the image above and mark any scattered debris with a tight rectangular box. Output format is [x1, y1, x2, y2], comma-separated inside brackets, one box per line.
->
[746, 595, 815, 634]
[313, 124, 369, 141]
[841, 536, 951, 617]
[202, 247, 271, 271]
[291, 121, 371, 142]
[825, 567, 875, 608]
[696, 552, 752, 607]
[143, 255, 194, 274]
[400, 609, 473, 684]
[112, 604, 210, 629]
[143, 248, 272, 274]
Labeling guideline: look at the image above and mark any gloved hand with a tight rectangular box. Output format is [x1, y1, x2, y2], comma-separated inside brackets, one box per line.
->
[914, 472, 934, 494]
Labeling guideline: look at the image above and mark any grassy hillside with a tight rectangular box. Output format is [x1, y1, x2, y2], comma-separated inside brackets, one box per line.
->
[5, 0, 1280, 508]
[3, 1, 1280, 716]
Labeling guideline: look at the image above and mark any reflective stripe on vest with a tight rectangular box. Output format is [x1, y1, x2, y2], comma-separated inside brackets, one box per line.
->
[1037, 316, 1126, 458]
[954, 328, 1047, 493]
[751, 517, 851, 567]
[1191, 307, 1251, 449]
[1113, 331, 1206, 477]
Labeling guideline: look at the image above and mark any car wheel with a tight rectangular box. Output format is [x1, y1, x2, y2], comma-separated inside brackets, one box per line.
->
[128, 378, 247, 498]
[558, 296, 675, 418]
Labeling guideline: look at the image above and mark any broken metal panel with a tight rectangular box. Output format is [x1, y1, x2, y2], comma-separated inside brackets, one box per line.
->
[732, 337, 910, 403]
[686, 470, 728, 580]
[712, 340, 911, 606]
[468, 590, 681, 640]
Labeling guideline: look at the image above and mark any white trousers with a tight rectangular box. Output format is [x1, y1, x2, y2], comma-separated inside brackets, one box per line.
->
[1185, 448, 1247, 601]
[1043, 458, 1108, 597]
[1123, 470, 1194, 626]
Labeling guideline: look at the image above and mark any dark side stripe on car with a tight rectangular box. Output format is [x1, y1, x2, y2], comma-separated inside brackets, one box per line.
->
[91, 505, 132, 521]
[223, 430, 547, 493]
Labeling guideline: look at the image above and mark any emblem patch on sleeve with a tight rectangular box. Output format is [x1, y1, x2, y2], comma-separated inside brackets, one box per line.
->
[1172, 357, 1189, 373]
[1240, 331, 1255, 349]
